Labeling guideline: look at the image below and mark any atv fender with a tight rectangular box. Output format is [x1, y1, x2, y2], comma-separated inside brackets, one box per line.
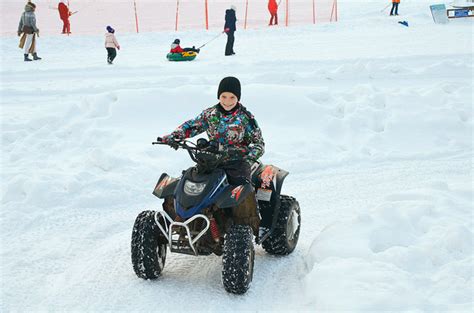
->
[253, 165, 290, 243]
[215, 183, 254, 208]
[254, 165, 289, 201]
[152, 173, 179, 199]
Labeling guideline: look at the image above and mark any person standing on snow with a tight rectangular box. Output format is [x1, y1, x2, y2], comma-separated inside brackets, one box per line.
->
[18, 1, 41, 61]
[58, 0, 71, 34]
[160, 77, 265, 234]
[268, 0, 278, 26]
[224, 5, 237, 56]
[390, 0, 400, 16]
[104, 26, 120, 64]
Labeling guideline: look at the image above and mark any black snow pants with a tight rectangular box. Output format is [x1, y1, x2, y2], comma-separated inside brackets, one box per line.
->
[390, 3, 399, 15]
[225, 31, 235, 56]
[220, 160, 259, 234]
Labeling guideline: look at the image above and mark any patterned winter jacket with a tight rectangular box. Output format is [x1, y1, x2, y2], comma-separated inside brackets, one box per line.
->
[166, 103, 265, 163]
[18, 5, 39, 33]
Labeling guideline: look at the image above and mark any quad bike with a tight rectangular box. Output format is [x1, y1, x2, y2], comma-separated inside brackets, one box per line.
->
[131, 137, 301, 294]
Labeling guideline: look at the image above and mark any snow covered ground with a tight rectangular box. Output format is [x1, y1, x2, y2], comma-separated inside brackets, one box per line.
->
[1, 0, 473, 311]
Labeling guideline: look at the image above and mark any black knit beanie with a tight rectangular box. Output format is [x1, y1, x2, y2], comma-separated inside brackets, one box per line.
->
[217, 77, 241, 101]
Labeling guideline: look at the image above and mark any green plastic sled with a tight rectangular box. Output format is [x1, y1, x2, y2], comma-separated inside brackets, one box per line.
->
[166, 51, 197, 61]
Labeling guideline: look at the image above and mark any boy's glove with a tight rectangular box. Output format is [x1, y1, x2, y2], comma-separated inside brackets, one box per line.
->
[117, 45, 120, 50]
[161, 134, 181, 150]
[17, 31, 22, 37]
[224, 28, 230, 33]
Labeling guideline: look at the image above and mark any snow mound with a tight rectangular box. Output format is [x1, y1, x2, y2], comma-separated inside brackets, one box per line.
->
[304, 182, 473, 311]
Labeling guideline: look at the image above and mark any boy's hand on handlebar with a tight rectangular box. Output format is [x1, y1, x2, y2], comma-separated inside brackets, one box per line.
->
[160, 134, 182, 150]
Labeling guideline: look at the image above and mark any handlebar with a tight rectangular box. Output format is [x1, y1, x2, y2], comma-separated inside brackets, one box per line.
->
[152, 137, 165, 145]
[154, 136, 224, 154]
[153, 136, 246, 165]
[153, 137, 229, 169]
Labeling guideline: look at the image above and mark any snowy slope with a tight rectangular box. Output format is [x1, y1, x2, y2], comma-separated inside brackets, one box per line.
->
[1, 0, 473, 311]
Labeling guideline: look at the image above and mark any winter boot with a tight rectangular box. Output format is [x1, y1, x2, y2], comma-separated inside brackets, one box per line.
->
[24, 54, 32, 61]
[32, 53, 42, 60]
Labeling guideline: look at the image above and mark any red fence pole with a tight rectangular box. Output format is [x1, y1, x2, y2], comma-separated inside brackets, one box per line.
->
[330, 0, 335, 22]
[312, 0, 315, 24]
[244, 0, 248, 29]
[330, 0, 339, 22]
[205, 0, 209, 30]
[175, 0, 180, 31]
[285, 0, 289, 26]
[134, 0, 139, 33]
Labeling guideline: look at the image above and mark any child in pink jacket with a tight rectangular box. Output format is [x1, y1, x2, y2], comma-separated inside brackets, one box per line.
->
[105, 26, 120, 64]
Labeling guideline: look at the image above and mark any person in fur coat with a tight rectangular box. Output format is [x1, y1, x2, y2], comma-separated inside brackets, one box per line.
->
[18, 1, 41, 61]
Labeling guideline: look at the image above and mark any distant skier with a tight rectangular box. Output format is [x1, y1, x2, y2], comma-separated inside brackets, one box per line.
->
[224, 5, 237, 56]
[390, 0, 400, 16]
[268, 0, 278, 26]
[170, 39, 200, 54]
[18, 1, 41, 61]
[58, 0, 71, 34]
[104, 26, 120, 64]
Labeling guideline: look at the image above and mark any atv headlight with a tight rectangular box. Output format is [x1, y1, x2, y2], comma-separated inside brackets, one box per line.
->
[184, 180, 206, 196]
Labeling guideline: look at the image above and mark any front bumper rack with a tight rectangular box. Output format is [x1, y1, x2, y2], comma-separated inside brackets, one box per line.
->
[154, 210, 210, 256]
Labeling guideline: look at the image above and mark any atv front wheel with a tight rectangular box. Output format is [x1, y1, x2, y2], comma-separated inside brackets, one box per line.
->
[222, 224, 255, 294]
[262, 195, 301, 255]
[131, 210, 167, 279]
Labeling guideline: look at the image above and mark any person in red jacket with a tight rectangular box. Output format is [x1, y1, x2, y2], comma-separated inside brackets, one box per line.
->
[58, 1, 71, 34]
[268, 0, 278, 26]
[170, 39, 184, 53]
[170, 39, 200, 53]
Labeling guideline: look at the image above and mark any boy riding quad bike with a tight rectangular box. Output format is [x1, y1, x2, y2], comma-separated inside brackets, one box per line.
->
[131, 77, 301, 294]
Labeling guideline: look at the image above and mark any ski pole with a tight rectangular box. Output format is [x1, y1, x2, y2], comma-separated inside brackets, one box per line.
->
[197, 31, 225, 49]
[380, 3, 391, 12]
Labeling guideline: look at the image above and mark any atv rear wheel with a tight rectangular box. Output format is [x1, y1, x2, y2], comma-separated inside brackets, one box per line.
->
[131, 210, 167, 279]
[222, 224, 255, 294]
[262, 195, 301, 255]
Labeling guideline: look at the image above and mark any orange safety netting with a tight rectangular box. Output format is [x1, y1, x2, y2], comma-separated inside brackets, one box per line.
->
[1, 0, 337, 36]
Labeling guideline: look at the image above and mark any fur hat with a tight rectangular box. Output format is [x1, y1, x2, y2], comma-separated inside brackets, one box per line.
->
[25, 1, 36, 11]
[217, 77, 241, 101]
[106, 26, 115, 33]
